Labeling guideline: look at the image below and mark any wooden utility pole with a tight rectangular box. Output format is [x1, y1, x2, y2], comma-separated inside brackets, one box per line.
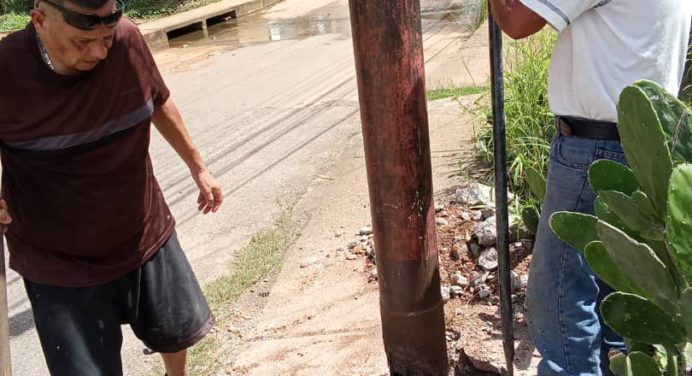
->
[348, 0, 449, 374]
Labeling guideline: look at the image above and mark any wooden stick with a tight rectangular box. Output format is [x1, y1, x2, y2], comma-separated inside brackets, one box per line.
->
[0, 234, 11, 376]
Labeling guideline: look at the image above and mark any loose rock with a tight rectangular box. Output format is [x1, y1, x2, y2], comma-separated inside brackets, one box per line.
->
[347, 241, 358, 250]
[478, 247, 499, 271]
[436, 218, 448, 226]
[460, 212, 472, 221]
[471, 271, 487, 287]
[471, 210, 484, 222]
[352, 246, 367, 255]
[477, 288, 491, 300]
[451, 272, 469, 287]
[345, 254, 358, 261]
[435, 204, 444, 212]
[510, 271, 522, 291]
[441, 286, 451, 301]
[481, 207, 495, 220]
[468, 241, 482, 259]
[474, 216, 497, 246]
[359, 226, 373, 236]
[450, 285, 464, 297]
[456, 183, 494, 206]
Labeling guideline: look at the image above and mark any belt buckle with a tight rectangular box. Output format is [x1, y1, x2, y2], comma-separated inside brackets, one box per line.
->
[557, 118, 573, 136]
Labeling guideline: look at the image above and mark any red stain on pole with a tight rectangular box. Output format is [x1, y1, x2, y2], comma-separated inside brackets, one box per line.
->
[348, 0, 449, 374]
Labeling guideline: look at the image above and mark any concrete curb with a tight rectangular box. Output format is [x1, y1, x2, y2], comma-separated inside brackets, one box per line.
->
[138, 0, 283, 50]
[0, 0, 282, 46]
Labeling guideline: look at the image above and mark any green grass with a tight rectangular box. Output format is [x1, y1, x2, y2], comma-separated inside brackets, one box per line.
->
[472, 0, 488, 31]
[681, 40, 691, 104]
[183, 209, 298, 376]
[426, 85, 486, 101]
[0, 12, 28, 31]
[474, 30, 557, 200]
[125, 0, 222, 20]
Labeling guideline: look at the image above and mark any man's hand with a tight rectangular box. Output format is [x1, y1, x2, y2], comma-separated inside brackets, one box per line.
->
[194, 170, 223, 214]
[490, 0, 547, 39]
[0, 199, 11, 234]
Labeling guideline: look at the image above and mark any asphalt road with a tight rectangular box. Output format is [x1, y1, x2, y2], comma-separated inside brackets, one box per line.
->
[4, 0, 483, 374]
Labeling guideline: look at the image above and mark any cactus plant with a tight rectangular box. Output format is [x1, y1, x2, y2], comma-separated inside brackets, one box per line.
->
[601, 293, 685, 347]
[617, 85, 673, 218]
[634, 80, 692, 164]
[521, 166, 546, 235]
[549, 81, 692, 374]
[667, 164, 692, 281]
[629, 352, 663, 376]
[595, 196, 628, 232]
[597, 221, 679, 312]
[521, 206, 540, 235]
[526, 166, 547, 199]
[589, 159, 640, 195]
[598, 190, 664, 241]
[549, 212, 598, 252]
[583, 241, 649, 299]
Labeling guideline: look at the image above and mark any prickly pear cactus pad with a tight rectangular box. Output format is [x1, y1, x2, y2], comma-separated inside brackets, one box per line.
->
[617, 85, 673, 218]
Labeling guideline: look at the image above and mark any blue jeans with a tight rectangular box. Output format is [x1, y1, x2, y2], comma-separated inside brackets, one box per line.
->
[526, 134, 626, 375]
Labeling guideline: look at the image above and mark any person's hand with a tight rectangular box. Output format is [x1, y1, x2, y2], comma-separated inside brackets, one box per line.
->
[0, 198, 12, 234]
[193, 170, 223, 214]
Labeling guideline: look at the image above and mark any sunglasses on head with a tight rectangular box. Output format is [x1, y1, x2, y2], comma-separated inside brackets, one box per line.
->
[39, 0, 125, 30]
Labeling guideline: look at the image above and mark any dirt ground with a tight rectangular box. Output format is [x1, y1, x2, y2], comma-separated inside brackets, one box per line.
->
[222, 22, 542, 374]
[224, 97, 541, 375]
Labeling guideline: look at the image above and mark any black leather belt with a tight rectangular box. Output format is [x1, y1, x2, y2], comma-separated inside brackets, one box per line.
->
[556, 116, 620, 141]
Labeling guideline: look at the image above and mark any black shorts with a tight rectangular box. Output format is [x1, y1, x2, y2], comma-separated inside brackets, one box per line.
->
[24, 232, 213, 376]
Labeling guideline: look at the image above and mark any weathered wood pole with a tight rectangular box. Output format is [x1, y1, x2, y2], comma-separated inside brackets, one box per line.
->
[348, 0, 449, 374]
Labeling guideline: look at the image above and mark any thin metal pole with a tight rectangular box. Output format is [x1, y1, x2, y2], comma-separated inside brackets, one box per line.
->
[348, 0, 449, 374]
[0, 235, 11, 376]
[488, 5, 515, 375]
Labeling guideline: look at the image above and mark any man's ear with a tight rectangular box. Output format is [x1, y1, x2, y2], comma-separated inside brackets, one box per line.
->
[30, 8, 48, 31]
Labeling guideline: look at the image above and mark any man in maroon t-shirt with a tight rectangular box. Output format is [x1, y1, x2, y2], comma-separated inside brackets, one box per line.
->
[0, 0, 223, 374]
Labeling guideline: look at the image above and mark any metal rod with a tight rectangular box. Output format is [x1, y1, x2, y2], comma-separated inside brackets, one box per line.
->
[488, 5, 515, 375]
[348, 0, 448, 374]
[0, 235, 11, 376]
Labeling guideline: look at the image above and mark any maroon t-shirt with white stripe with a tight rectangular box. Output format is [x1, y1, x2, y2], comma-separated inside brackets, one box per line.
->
[0, 19, 175, 287]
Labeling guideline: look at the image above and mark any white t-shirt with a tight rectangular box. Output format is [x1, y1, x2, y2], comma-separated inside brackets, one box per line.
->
[519, 0, 691, 121]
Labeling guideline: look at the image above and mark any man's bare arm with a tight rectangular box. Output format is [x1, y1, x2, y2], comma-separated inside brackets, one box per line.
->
[490, 0, 547, 39]
[152, 98, 223, 214]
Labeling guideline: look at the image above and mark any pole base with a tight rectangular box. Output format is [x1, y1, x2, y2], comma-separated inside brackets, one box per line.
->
[381, 302, 449, 376]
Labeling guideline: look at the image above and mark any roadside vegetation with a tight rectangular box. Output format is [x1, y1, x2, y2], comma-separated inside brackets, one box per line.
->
[472, 29, 690, 232]
[426, 85, 486, 101]
[473, 30, 556, 201]
[185, 208, 297, 375]
[682, 40, 691, 105]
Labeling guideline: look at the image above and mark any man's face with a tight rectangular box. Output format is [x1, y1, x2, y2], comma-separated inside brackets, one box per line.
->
[32, 0, 120, 73]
